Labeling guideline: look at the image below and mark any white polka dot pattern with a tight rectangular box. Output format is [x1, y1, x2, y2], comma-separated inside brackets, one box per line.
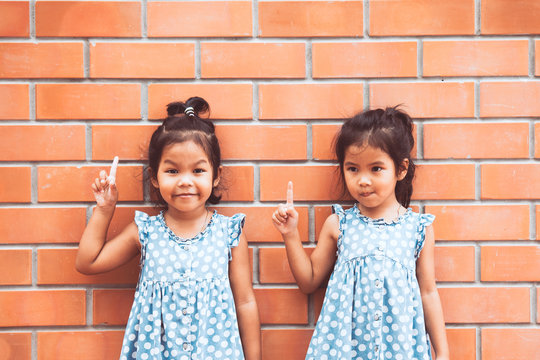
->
[120, 211, 246, 360]
[306, 204, 434, 360]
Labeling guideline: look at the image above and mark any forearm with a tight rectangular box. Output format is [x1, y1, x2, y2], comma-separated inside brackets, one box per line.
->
[421, 288, 449, 358]
[282, 230, 318, 293]
[235, 299, 261, 360]
[76, 206, 115, 273]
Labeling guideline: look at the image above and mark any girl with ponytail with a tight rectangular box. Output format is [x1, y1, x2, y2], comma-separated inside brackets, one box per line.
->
[272, 107, 448, 360]
[77, 97, 261, 359]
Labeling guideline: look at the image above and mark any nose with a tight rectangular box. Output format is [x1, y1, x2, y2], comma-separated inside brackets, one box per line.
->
[176, 173, 193, 187]
[358, 173, 371, 186]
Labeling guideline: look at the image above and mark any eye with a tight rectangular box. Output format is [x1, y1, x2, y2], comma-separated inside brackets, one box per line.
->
[165, 169, 178, 174]
[346, 166, 358, 173]
[372, 166, 383, 172]
[193, 168, 206, 174]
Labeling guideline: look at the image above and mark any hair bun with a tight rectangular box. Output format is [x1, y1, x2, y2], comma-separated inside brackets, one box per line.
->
[166, 97, 210, 118]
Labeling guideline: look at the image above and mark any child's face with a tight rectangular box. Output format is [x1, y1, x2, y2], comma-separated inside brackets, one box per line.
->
[343, 144, 408, 218]
[151, 140, 219, 215]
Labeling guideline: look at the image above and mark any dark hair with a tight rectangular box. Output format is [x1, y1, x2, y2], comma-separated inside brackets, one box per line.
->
[334, 106, 415, 208]
[147, 96, 222, 206]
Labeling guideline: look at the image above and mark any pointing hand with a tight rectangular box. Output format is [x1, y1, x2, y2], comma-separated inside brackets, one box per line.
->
[92, 156, 119, 208]
[272, 181, 299, 235]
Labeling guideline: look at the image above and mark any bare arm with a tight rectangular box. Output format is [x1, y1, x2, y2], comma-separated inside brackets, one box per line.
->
[75, 157, 140, 274]
[272, 182, 339, 294]
[416, 225, 449, 360]
[229, 232, 261, 360]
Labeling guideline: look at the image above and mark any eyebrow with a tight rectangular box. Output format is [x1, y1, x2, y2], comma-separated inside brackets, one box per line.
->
[163, 158, 210, 166]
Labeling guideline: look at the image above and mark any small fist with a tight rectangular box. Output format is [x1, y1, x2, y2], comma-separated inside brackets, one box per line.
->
[92, 156, 119, 208]
[272, 181, 298, 235]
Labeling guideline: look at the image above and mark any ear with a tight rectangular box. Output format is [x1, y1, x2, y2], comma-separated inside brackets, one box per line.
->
[213, 166, 222, 188]
[149, 168, 159, 189]
[397, 158, 409, 181]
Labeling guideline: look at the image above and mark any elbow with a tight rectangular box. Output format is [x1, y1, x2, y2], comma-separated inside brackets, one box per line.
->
[298, 283, 317, 295]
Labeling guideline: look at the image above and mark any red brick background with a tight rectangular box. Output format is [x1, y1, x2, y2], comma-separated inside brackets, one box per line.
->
[1, 1, 539, 359]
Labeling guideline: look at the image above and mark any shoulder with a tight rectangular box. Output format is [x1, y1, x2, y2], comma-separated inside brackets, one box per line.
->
[321, 213, 340, 241]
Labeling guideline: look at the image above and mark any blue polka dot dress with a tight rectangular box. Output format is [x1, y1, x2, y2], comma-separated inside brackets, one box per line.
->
[120, 210, 246, 360]
[306, 204, 435, 360]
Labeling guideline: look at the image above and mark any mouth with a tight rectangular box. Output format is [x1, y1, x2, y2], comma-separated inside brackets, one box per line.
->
[359, 192, 373, 197]
[174, 193, 197, 198]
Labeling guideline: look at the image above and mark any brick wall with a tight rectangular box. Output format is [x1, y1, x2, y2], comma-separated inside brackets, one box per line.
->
[0, 1, 539, 359]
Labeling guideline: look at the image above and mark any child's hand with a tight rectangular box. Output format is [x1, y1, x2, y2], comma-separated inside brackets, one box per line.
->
[272, 181, 299, 236]
[92, 156, 119, 208]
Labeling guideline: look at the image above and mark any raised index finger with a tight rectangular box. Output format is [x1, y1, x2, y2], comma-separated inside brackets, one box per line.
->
[108, 156, 119, 184]
[286, 181, 293, 206]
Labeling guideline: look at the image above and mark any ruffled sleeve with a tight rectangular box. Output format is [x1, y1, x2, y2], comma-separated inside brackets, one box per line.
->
[227, 213, 246, 259]
[332, 204, 346, 232]
[414, 213, 435, 259]
[134, 211, 150, 247]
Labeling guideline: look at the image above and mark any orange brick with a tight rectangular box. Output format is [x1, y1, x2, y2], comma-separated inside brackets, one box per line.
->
[90, 42, 195, 79]
[0, 250, 31, 285]
[36, 1, 140, 37]
[36, 83, 140, 120]
[0, 2, 29, 37]
[201, 42, 305, 78]
[435, 246, 475, 282]
[259, 1, 362, 37]
[482, 328, 540, 360]
[37, 165, 143, 202]
[0, 43, 83, 78]
[481, 246, 540, 282]
[93, 289, 135, 326]
[261, 329, 313, 360]
[260, 166, 340, 202]
[424, 40, 528, 77]
[537, 41, 540, 76]
[37, 331, 124, 360]
[148, 83, 253, 120]
[217, 125, 307, 160]
[424, 122, 529, 159]
[259, 247, 315, 284]
[482, 164, 540, 199]
[0, 167, 31, 203]
[313, 42, 417, 78]
[254, 288, 308, 324]
[312, 124, 340, 160]
[370, 0, 474, 36]
[259, 83, 363, 120]
[148, 1, 251, 37]
[447, 328, 476, 360]
[0, 84, 29, 120]
[370, 82, 475, 118]
[413, 164, 475, 200]
[0, 333, 31, 360]
[536, 123, 540, 158]
[92, 125, 155, 161]
[313, 123, 418, 160]
[480, 82, 540, 117]
[220, 166, 254, 202]
[481, 0, 540, 34]
[38, 248, 139, 285]
[315, 205, 337, 240]
[426, 205, 529, 241]
[0, 125, 85, 161]
[0, 207, 86, 244]
[0, 290, 85, 327]
[537, 206, 540, 240]
[105, 206, 160, 239]
[439, 287, 529, 323]
[215, 206, 309, 243]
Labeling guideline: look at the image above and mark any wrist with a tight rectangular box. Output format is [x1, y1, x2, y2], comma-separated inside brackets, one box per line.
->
[282, 228, 300, 242]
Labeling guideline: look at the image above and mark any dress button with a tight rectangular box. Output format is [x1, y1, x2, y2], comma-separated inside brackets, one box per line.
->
[374, 345, 379, 352]
[183, 245, 190, 251]
[183, 343, 189, 351]
[182, 308, 188, 316]
[378, 245, 384, 252]
[375, 279, 382, 288]
[374, 313, 380, 321]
